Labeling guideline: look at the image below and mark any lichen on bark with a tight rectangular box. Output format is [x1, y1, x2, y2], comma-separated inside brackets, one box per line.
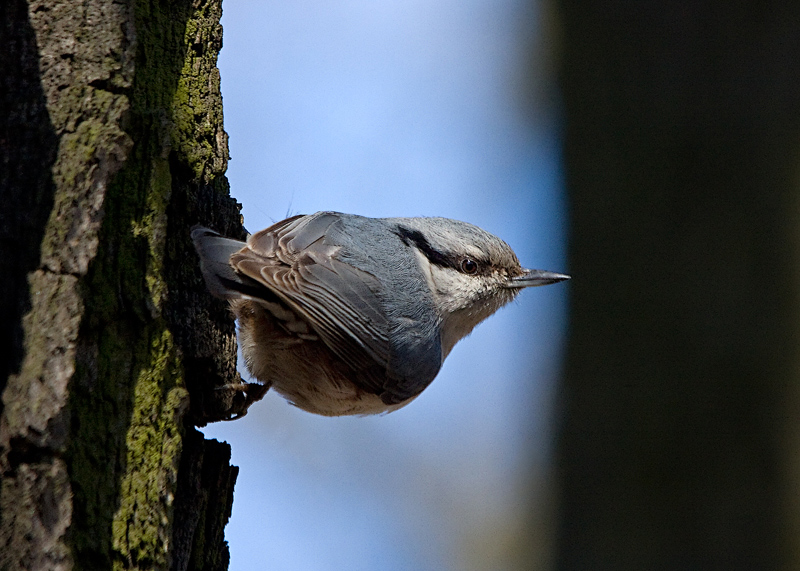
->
[1, 0, 244, 569]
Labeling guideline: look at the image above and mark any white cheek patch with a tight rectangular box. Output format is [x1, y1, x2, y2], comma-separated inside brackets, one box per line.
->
[412, 247, 437, 294]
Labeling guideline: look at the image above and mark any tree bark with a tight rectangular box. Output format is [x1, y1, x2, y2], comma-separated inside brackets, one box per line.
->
[1, 0, 245, 569]
[554, 2, 800, 570]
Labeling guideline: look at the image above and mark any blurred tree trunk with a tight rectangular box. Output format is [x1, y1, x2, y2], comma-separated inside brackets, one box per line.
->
[1, 0, 245, 569]
[555, 2, 800, 570]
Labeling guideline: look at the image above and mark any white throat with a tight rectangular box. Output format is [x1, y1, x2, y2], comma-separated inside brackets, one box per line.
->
[412, 249, 515, 358]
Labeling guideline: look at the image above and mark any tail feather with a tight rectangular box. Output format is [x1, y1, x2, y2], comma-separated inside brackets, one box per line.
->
[192, 226, 251, 299]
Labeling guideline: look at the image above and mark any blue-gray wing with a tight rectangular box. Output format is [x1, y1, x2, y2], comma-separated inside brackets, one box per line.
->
[230, 213, 399, 397]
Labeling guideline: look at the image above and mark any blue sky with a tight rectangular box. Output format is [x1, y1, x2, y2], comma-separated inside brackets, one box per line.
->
[201, 1, 568, 569]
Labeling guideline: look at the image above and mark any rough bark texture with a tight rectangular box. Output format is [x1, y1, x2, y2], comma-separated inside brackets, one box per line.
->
[1, 0, 245, 569]
[555, 2, 800, 570]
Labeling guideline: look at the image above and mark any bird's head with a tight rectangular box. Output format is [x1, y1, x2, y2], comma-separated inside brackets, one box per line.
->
[391, 217, 569, 357]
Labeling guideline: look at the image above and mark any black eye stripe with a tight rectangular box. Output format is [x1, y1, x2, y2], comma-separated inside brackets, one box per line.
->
[396, 226, 486, 274]
[396, 226, 455, 268]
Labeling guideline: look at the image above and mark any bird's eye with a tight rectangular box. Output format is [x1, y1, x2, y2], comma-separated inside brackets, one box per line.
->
[460, 258, 479, 274]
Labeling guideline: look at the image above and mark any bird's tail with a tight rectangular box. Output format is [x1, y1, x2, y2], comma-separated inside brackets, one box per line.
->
[191, 226, 253, 299]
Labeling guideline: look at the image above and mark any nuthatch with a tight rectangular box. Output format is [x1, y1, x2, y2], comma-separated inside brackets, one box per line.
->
[193, 212, 568, 417]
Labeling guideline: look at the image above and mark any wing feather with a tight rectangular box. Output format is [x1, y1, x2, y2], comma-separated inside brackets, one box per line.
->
[230, 213, 392, 394]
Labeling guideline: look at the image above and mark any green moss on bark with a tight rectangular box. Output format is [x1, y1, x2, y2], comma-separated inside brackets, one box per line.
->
[2, 0, 239, 567]
[172, 1, 227, 182]
[111, 328, 188, 570]
[64, 0, 239, 568]
[131, 157, 173, 317]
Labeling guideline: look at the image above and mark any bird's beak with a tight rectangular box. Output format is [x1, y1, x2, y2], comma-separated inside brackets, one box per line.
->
[506, 269, 570, 288]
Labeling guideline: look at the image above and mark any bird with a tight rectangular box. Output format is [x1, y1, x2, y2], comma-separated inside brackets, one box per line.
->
[192, 211, 568, 417]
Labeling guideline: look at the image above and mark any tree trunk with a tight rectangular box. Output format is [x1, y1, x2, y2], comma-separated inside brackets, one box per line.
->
[1, 1, 245, 569]
[554, 2, 800, 570]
